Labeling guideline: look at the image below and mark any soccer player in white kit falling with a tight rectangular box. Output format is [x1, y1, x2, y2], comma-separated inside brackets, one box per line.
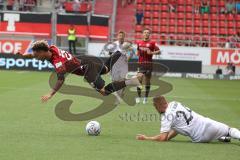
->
[110, 31, 135, 105]
[136, 96, 240, 143]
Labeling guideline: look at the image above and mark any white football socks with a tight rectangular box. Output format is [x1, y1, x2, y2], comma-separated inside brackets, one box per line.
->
[229, 128, 240, 139]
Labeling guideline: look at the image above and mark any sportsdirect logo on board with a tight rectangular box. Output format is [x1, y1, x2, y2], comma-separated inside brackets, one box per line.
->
[0, 57, 53, 70]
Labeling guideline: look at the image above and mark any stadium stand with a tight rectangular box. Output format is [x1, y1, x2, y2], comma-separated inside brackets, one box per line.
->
[135, 0, 240, 47]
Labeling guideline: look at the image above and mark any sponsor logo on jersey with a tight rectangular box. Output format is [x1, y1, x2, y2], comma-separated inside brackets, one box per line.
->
[55, 62, 63, 68]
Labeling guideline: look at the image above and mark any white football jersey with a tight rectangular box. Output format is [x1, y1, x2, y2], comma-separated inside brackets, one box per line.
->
[160, 101, 229, 142]
[110, 41, 129, 81]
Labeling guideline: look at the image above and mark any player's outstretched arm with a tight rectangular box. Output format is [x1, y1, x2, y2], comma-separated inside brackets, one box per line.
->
[167, 129, 178, 140]
[136, 132, 170, 142]
[16, 51, 34, 59]
[41, 74, 65, 103]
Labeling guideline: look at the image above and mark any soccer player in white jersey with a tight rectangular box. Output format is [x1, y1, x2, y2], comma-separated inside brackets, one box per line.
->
[110, 30, 135, 105]
[136, 96, 240, 143]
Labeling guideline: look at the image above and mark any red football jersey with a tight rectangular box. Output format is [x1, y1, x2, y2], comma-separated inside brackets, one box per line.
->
[49, 45, 84, 75]
[136, 40, 159, 63]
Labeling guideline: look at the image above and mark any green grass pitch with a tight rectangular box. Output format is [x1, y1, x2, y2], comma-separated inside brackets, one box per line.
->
[0, 70, 239, 160]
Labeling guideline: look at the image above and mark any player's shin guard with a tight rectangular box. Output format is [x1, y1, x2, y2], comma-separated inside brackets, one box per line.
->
[104, 51, 121, 72]
[103, 81, 126, 95]
[229, 128, 240, 139]
[145, 85, 151, 98]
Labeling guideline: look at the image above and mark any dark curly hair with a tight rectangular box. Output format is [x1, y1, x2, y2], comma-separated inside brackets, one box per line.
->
[32, 40, 49, 52]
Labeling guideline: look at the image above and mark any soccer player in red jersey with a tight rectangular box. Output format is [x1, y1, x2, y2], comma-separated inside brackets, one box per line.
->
[17, 40, 141, 102]
[135, 28, 161, 104]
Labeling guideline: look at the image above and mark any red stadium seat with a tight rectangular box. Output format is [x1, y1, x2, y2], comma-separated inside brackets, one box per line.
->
[228, 21, 235, 28]
[153, 11, 160, 18]
[145, 0, 152, 4]
[135, 25, 143, 32]
[228, 28, 236, 35]
[194, 20, 201, 27]
[169, 19, 176, 26]
[219, 0, 225, 7]
[152, 26, 159, 33]
[186, 27, 193, 34]
[236, 15, 240, 21]
[210, 20, 217, 27]
[137, 4, 143, 10]
[202, 27, 209, 35]
[177, 19, 184, 26]
[169, 26, 176, 33]
[186, 0, 193, 5]
[210, 7, 218, 13]
[152, 33, 159, 41]
[202, 20, 209, 27]
[236, 21, 240, 27]
[178, 13, 185, 19]
[144, 18, 151, 25]
[186, 13, 193, 19]
[202, 14, 209, 20]
[161, 4, 168, 11]
[177, 0, 184, 5]
[219, 28, 227, 35]
[210, 0, 217, 6]
[153, 5, 160, 11]
[161, 12, 168, 18]
[219, 21, 225, 27]
[152, 18, 159, 25]
[152, 0, 160, 4]
[186, 6, 192, 13]
[177, 27, 184, 33]
[135, 33, 142, 40]
[160, 26, 168, 33]
[186, 20, 192, 26]
[145, 11, 151, 18]
[161, 0, 168, 4]
[169, 12, 176, 19]
[219, 14, 226, 21]
[211, 14, 218, 20]
[227, 14, 234, 21]
[144, 25, 151, 29]
[161, 18, 168, 25]
[194, 27, 201, 34]
[178, 5, 185, 12]
[145, 4, 152, 11]
[194, 14, 201, 20]
[137, 0, 144, 4]
[210, 36, 218, 47]
[210, 27, 218, 35]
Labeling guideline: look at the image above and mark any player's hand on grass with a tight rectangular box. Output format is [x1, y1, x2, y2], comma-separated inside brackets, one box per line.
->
[136, 134, 147, 140]
[41, 94, 53, 103]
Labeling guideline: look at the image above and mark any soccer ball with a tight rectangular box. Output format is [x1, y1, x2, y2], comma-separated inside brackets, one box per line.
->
[85, 121, 101, 136]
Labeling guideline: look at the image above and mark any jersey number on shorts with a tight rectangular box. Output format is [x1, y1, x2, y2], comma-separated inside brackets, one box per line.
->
[176, 107, 193, 125]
